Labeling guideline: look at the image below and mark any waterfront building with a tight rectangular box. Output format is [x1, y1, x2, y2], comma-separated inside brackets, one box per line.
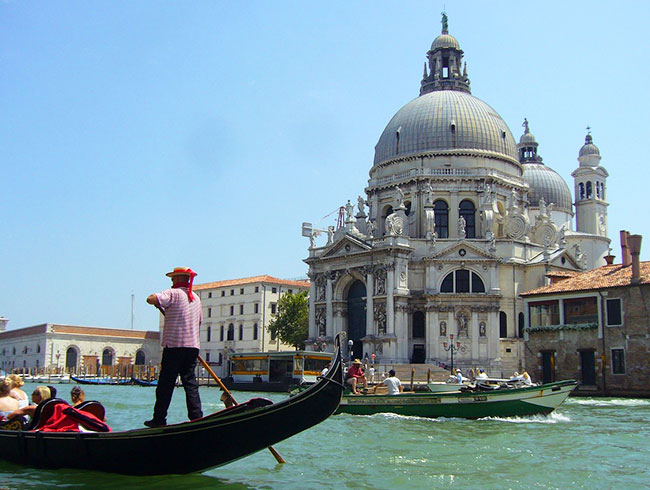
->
[192, 275, 310, 377]
[303, 15, 611, 376]
[0, 321, 160, 375]
[522, 231, 649, 397]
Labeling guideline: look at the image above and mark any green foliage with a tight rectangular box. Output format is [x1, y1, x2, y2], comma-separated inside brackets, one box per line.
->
[267, 291, 309, 349]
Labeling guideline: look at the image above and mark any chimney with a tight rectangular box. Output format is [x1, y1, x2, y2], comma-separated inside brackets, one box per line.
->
[620, 230, 632, 266]
[628, 234, 642, 283]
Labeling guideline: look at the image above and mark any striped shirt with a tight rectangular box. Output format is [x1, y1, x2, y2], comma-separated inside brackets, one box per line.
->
[156, 288, 202, 349]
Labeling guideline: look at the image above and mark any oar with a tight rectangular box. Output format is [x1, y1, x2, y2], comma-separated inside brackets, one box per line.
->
[197, 355, 286, 465]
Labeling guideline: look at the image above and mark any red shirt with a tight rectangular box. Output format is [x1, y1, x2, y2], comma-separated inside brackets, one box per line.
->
[348, 365, 364, 379]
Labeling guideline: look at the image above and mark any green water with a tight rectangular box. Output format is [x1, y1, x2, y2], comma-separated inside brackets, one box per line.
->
[1, 383, 648, 489]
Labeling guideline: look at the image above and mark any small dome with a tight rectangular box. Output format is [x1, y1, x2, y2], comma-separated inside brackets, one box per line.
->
[579, 133, 600, 157]
[431, 34, 460, 50]
[519, 131, 537, 145]
[522, 163, 573, 213]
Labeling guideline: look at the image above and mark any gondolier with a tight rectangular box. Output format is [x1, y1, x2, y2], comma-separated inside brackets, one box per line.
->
[145, 266, 203, 428]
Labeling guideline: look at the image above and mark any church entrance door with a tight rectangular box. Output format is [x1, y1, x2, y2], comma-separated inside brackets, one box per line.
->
[347, 280, 367, 361]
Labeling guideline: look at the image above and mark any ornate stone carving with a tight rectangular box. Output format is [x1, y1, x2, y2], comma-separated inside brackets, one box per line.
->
[479, 321, 486, 337]
[385, 212, 404, 236]
[458, 216, 466, 239]
[504, 214, 529, 240]
[457, 312, 469, 337]
[439, 320, 447, 336]
[315, 275, 326, 301]
[315, 307, 326, 337]
[374, 303, 387, 335]
[373, 267, 386, 295]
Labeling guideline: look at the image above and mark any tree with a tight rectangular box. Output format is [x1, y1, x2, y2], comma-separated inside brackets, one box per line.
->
[267, 290, 309, 350]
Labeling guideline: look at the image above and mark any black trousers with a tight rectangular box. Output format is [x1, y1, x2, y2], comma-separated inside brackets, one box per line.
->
[153, 347, 203, 423]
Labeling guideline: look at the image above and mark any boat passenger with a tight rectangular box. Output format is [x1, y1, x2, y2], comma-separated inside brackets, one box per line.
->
[7, 374, 29, 409]
[455, 369, 463, 384]
[476, 369, 488, 380]
[345, 359, 368, 395]
[7, 385, 52, 421]
[145, 266, 204, 428]
[321, 363, 331, 376]
[70, 386, 86, 407]
[509, 371, 524, 382]
[374, 369, 402, 395]
[0, 378, 20, 419]
[522, 371, 532, 385]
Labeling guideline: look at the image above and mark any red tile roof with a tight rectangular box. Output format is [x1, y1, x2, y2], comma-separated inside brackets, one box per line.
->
[194, 275, 309, 291]
[522, 262, 650, 296]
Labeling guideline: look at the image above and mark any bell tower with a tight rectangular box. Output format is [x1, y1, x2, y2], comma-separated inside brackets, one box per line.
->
[571, 129, 609, 236]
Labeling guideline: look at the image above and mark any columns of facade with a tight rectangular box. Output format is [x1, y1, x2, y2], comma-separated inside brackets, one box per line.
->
[471, 310, 479, 362]
[365, 268, 374, 336]
[395, 303, 409, 362]
[309, 278, 316, 338]
[386, 265, 395, 335]
[326, 273, 333, 336]
[427, 309, 439, 362]
[449, 191, 459, 238]
[488, 309, 500, 363]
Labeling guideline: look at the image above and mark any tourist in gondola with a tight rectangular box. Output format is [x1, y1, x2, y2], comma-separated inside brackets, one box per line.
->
[7, 385, 51, 421]
[145, 266, 203, 428]
[7, 374, 29, 408]
[0, 378, 19, 419]
[345, 359, 368, 394]
[70, 386, 85, 406]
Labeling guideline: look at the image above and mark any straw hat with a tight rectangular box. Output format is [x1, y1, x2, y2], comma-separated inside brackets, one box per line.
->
[352, 359, 362, 365]
[166, 267, 197, 278]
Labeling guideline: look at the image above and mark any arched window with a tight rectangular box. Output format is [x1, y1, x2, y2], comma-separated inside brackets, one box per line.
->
[518, 312, 525, 338]
[404, 200, 412, 216]
[253, 323, 259, 340]
[102, 349, 113, 366]
[434, 200, 449, 238]
[239, 324, 243, 341]
[227, 324, 235, 341]
[600, 182, 605, 199]
[459, 200, 476, 238]
[596, 181, 600, 198]
[135, 350, 146, 365]
[499, 311, 508, 338]
[412, 311, 425, 338]
[220, 325, 224, 341]
[586, 181, 593, 199]
[440, 270, 485, 293]
[579, 182, 585, 200]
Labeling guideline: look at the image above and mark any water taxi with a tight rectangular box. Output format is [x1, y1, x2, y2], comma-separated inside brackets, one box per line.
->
[223, 351, 333, 392]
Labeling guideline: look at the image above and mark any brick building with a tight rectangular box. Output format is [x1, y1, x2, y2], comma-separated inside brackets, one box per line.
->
[522, 232, 649, 397]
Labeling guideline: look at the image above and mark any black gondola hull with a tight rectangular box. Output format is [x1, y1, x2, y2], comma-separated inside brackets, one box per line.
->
[0, 346, 343, 475]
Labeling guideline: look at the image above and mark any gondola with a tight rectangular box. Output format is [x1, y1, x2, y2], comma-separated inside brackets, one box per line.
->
[70, 375, 132, 386]
[0, 340, 344, 475]
[131, 376, 157, 386]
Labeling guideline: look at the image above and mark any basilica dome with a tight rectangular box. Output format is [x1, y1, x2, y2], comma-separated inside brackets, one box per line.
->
[373, 90, 518, 167]
[522, 163, 573, 213]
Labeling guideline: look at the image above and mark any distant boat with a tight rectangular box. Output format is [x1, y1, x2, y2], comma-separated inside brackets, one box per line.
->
[131, 377, 157, 387]
[336, 379, 577, 419]
[70, 375, 132, 386]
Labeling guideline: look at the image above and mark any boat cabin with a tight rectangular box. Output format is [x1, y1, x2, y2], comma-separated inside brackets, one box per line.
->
[225, 351, 333, 392]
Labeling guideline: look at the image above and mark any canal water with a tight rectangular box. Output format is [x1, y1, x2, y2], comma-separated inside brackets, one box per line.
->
[1, 382, 648, 489]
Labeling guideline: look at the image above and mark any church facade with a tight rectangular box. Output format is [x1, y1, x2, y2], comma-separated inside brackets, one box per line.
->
[303, 16, 611, 376]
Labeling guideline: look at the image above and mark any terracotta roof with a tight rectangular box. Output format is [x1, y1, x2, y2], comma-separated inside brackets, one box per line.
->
[522, 262, 650, 296]
[194, 275, 310, 291]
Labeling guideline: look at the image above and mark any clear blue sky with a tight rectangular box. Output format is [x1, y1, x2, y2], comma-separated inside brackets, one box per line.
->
[2, 1, 649, 331]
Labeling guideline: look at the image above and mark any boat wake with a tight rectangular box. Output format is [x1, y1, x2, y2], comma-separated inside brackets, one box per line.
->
[567, 398, 650, 407]
[478, 412, 571, 424]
